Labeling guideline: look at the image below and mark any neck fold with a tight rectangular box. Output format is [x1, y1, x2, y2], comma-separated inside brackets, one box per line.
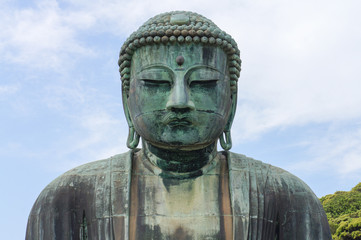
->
[142, 141, 218, 177]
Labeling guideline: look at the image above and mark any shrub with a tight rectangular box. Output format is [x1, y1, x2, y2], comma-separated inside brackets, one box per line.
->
[320, 183, 361, 240]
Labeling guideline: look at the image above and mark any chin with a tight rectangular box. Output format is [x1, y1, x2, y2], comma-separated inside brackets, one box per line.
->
[147, 138, 215, 151]
[153, 143, 212, 151]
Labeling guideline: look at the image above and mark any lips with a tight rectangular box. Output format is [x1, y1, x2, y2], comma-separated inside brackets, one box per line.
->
[161, 111, 194, 126]
[167, 118, 192, 126]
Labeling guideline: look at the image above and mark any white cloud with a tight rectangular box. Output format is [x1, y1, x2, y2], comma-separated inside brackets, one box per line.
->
[42, 108, 129, 172]
[0, 84, 19, 96]
[42, 82, 86, 111]
[0, 0, 94, 69]
[287, 123, 361, 178]
[32, 79, 129, 171]
[226, 0, 361, 141]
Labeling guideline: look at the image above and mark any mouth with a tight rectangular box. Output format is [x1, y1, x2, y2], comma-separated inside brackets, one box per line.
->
[136, 109, 219, 126]
[166, 118, 192, 126]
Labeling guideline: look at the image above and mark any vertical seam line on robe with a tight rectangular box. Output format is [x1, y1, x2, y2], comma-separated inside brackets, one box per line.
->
[109, 155, 114, 239]
[226, 151, 236, 240]
[126, 150, 133, 239]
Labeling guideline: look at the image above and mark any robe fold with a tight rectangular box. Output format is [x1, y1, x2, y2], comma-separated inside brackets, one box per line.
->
[26, 150, 331, 239]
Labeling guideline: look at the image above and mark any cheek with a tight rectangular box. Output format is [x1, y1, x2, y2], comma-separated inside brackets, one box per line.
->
[217, 85, 232, 116]
[190, 82, 231, 113]
[128, 81, 170, 116]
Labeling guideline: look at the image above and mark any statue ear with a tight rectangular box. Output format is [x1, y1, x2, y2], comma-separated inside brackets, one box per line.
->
[226, 92, 237, 131]
[122, 86, 140, 149]
[219, 92, 237, 151]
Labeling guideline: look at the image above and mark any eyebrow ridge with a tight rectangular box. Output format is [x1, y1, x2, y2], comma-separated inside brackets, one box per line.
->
[185, 65, 225, 80]
[136, 64, 225, 80]
[137, 64, 173, 74]
[186, 65, 223, 74]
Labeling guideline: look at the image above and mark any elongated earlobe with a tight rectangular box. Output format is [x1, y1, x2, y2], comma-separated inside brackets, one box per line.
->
[219, 130, 232, 151]
[219, 91, 236, 151]
[127, 126, 140, 149]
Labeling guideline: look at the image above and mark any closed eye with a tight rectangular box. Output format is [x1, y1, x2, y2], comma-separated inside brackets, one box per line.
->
[189, 79, 218, 88]
[141, 79, 171, 86]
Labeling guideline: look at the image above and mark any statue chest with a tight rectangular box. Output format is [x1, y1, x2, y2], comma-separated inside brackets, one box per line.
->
[129, 152, 232, 239]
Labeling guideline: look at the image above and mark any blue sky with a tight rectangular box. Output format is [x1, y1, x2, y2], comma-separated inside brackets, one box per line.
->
[1, 0, 361, 238]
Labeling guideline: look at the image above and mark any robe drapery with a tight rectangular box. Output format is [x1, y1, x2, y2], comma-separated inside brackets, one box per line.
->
[26, 150, 331, 239]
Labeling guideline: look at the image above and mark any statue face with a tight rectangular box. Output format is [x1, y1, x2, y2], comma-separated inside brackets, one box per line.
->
[127, 44, 232, 150]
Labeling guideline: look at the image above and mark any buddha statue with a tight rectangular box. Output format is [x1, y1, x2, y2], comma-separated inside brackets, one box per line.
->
[26, 11, 331, 240]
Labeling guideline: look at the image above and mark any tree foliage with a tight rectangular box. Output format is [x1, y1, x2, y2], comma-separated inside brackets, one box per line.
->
[320, 183, 361, 240]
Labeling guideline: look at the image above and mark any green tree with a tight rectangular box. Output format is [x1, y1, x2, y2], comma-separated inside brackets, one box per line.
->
[320, 183, 361, 240]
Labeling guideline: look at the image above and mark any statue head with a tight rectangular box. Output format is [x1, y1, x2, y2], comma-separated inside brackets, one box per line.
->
[118, 11, 241, 151]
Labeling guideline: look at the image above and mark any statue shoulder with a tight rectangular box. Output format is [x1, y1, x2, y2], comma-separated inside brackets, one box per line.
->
[227, 151, 331, 238]
[43, 151, 132, 191]
[227, 151, 271, 177]
[30, 151, 132, 207]
[227, 151, 314, 195]
[62, 151, 132, 177]
[227, 151, 323, 210]
[26, 150, 133, 239]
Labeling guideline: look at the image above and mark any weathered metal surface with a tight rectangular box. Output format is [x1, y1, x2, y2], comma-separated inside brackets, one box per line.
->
[128, 147, 232, 239]
[26, 151, 331, 239]
[228, 152, 331, 239]
[127, 43, 232, 152]
[26, 152, 132, 239]
[26, 11, 332, 240]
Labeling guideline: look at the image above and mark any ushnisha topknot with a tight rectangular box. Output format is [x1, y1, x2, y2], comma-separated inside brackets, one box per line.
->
[118, 11, 241, 94]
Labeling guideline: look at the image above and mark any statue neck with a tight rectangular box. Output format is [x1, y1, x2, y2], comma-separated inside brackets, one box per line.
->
[142, 141, 218, 174]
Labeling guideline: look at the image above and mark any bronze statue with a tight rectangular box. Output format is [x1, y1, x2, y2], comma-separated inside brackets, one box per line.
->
[26, 11, 331, 239]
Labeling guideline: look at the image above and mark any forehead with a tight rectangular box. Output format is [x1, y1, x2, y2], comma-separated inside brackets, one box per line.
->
[131, 44, 228, 73]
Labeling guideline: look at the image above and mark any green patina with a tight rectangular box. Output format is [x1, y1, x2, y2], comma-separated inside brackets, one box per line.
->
[123, 42, 236, 171]
[26, 11, 332, 240]
[118, 11, 241, 95]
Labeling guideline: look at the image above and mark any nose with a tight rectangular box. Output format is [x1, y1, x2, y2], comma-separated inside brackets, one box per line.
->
[166, 79, 195, 111]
